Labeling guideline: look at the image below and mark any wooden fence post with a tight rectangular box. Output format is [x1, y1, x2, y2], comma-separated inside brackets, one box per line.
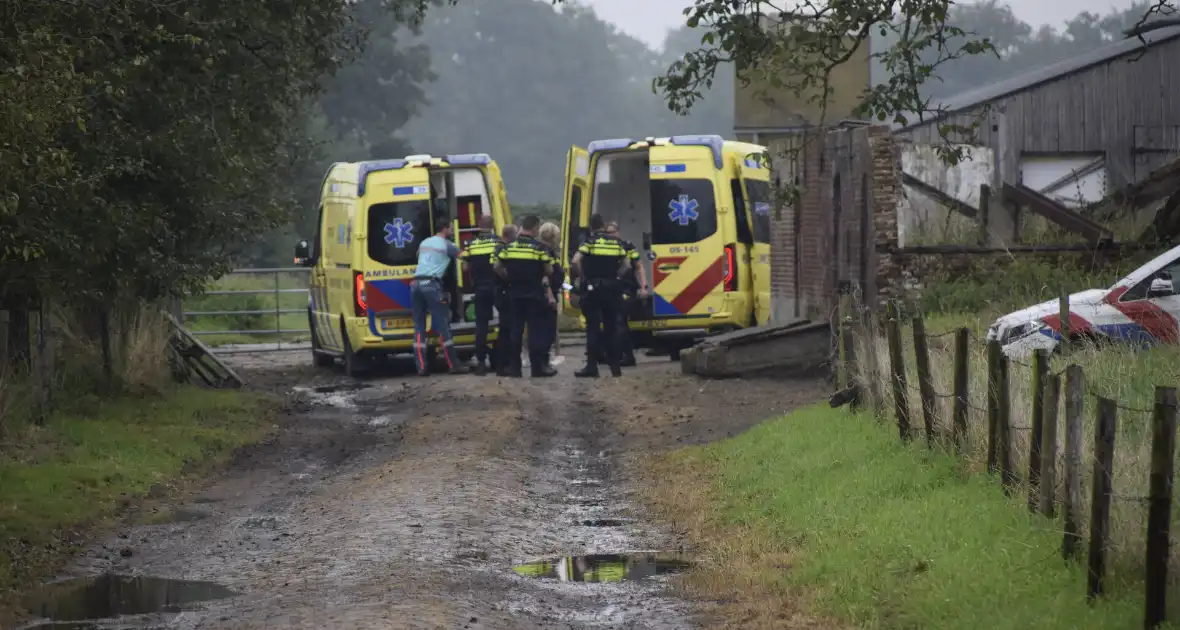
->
[977, 183, 991, 245]
[1038, 373, 1060, 517]
[1059, 290, 1070, 351]
[1087, 397, 1118, 601]
[1063, 365, 1085, 560]
[912, 317, 937, 446]
[987, 340, 1002, 473]
[836, 292, 849, 390]
[862, 310, 886, 417]
[1144, 386, 1177, 628]
[99, 307, 113, 380]
[1028, 349, 1049, 511]
[842, 318, 862, 410]
[999, 357, 1015, 494]
[885, 302, 912, 441]
[952, 328, 969, 453]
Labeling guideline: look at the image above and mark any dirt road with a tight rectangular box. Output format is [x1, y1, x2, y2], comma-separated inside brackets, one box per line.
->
[22, 348, 821, 629]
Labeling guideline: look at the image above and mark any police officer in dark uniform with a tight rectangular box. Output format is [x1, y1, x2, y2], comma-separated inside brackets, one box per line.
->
[605, 221, 645, 367]
[459, 215, 500, 375]
[492, 215, 558, 378]
[572, 214, 629, 378]
[491, 224, 518, 372]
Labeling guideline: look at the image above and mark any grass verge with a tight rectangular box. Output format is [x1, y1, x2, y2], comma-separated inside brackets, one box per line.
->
[860, 313, 1180, 583]
[0, 386, 274, 617]
[643, 404, 1167, 630]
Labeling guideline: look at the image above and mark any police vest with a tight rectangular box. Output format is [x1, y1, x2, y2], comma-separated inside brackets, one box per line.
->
[459, 232, 499, 287]
[492, 236, 554, 295]
[577, 233, 628, 281]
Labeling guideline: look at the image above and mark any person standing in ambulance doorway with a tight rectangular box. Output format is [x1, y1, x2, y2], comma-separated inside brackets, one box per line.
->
[459, 215, 501, 375]
[605, 221, 647, 367]
[492, 215, 558, 378]
[411, 211, 462, 376]
[571, 214, 629, 378]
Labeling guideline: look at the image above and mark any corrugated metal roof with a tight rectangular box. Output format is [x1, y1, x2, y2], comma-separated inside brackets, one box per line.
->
[897, 25, 1180, 130]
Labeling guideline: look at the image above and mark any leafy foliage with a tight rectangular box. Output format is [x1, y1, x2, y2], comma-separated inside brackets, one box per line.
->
[0, 0, 434, 306]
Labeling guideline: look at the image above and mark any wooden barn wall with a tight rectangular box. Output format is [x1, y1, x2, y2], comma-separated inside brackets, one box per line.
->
[895, 37, 1180, 191]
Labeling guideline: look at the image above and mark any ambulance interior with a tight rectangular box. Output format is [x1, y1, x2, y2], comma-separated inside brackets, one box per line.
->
[429, 168, 491, 323]
[590, 152, 653, 289]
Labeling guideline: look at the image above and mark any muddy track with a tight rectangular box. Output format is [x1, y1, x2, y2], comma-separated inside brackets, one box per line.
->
[17, 350, 823, 630]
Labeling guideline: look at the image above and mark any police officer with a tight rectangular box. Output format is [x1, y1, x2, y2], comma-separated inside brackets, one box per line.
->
[459, 215, 500, 375]
[605, 221, 647, 367]
[492, 224, 518, 372]
[572, 214, 629, 378]
[492, 215, 558, 378]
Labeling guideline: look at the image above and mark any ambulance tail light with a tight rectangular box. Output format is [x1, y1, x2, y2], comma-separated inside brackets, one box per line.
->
[723, 245, 737, 292]
[353, 272, 367, 316]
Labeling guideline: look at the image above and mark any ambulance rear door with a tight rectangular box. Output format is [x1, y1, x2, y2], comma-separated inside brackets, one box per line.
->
[561, 146, 590, 319]
[739, 153, 772, 326]
[646, 140, 726, 322]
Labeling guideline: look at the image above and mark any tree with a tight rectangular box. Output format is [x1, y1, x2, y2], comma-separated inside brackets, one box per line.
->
[0, 0, 442, 370]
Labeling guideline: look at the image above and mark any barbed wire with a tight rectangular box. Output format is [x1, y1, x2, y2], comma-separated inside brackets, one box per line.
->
[1086, 391, 1159, 414]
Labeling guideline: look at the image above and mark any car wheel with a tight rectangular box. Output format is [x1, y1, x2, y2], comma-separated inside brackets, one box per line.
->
[669, 347, 681, 361]
[309, 311, 334, 368]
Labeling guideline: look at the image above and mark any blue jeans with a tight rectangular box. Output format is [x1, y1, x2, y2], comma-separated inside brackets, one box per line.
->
[411, 278, 456, 372]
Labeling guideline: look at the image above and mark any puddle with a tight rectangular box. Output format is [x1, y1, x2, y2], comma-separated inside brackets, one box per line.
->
[24, 574, 238, 622]
[311, 383, 371, 393]
[579, 519, 627, 527]
[512, 553, 691, 583]
[368, 413, 407, 427]
[166, 508, 209, 523]
[23, 623, 102, 630]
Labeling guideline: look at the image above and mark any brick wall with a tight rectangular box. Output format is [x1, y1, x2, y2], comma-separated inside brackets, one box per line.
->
[766, 125, 900, 321]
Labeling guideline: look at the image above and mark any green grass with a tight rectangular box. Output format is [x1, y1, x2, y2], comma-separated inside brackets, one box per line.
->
[0, 387, 273, 604]
[691, 404, 1171, 629]
[183, 270, 310, 346]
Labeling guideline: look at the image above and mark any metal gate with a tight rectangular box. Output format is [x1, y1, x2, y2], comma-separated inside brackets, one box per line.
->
[180, 267, 310, 354]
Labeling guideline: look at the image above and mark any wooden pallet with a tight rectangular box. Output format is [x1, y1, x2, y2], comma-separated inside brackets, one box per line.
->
[165, 313, 244, 388]
[679, 319, 832, 378]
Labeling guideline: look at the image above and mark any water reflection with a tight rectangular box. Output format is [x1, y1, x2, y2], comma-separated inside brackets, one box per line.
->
[24, 574, 238, 622]
[512, 553, 690, 583]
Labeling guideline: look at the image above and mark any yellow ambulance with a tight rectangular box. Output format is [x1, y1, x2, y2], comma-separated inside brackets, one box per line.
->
[294, 153, 513, 375]
[560, 135, 771, 359]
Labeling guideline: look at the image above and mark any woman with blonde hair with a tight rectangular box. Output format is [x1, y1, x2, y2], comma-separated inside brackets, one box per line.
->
[536, 222, 564, 368]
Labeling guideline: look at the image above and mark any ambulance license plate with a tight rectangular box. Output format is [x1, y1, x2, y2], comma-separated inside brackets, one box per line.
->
[382, 318, 411, 329]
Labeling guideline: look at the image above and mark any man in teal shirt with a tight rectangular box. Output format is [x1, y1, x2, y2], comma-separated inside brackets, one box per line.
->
[411, 216, 461, 376]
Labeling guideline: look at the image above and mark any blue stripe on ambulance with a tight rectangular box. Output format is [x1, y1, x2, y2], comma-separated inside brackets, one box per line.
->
[649, 164, 686, 173]
[653, 294, 681, 316]
[392, 185, 429, 196]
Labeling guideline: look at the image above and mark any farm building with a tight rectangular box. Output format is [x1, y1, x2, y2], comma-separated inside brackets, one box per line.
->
[895, 24, 1180, 219]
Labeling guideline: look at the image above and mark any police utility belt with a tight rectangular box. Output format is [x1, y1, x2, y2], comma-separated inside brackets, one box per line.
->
[581, 277, 622, 293]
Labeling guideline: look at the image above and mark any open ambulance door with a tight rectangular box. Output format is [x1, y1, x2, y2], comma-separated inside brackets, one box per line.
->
[487, 161, 513, 226]
[738, 154, 772, 326]
[561, 146, 590, 320]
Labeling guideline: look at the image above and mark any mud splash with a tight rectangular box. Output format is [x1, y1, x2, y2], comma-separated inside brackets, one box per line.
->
[24, 574, 237, 623]
[512, 553, 691, 583]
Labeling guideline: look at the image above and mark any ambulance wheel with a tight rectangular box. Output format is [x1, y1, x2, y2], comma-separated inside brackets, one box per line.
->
[340, 321, 366, 377]
[308, 311, 334, 368]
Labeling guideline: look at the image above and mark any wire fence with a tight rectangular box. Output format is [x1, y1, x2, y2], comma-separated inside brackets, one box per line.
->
[833, 300, 1177, 628]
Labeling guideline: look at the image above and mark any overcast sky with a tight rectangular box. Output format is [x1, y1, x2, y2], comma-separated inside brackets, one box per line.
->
[583, 0, 1140, 49]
